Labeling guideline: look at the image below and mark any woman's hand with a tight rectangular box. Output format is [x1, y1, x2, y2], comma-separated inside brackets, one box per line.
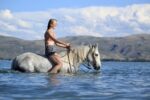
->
[66, 43, 71, 50]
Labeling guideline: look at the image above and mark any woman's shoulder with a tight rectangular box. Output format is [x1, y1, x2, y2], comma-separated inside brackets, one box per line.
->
[47, 29, 53, 32]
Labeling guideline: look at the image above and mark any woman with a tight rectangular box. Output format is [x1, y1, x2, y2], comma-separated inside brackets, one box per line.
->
[44, 19, 70, 73]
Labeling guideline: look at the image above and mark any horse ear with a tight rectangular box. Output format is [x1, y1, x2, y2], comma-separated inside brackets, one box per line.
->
[89, 43, 92, 48]
[92, 44, 96, 48]
[91, 45, 95, 52]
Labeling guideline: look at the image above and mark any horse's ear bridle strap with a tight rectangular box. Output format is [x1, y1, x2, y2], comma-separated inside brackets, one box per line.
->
[85, 47, 92, 63]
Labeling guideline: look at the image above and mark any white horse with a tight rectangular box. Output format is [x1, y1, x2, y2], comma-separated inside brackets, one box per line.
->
[11, 44, 101, 73]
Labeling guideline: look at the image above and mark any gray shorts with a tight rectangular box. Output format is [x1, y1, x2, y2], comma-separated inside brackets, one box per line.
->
[45, 45, 57, 57]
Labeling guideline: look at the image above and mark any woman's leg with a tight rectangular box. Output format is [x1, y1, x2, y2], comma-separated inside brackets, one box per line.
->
[48, 53, 63, 73]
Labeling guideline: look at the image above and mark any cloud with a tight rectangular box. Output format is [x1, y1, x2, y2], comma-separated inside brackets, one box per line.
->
[17, 19, 32, 29]
[0, 32, 12, 37]
[0, 4, 150, 40]
[0, 9, 13, 20]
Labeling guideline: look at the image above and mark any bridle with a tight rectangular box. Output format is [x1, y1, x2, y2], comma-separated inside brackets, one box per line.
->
[60, 47, 93, 72]
[67, 49, 74, 72]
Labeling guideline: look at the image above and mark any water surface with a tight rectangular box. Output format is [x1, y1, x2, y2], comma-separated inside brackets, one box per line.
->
[0, 60, 150, 100]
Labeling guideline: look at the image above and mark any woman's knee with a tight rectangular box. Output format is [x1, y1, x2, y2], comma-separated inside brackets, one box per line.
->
[56, 61, 63, 66]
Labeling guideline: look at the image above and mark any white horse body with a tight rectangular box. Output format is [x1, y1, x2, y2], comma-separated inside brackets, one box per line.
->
[11, 45, 101, 73]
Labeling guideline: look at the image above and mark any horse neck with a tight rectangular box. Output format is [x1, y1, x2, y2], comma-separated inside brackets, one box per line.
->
[71, 46, 90, 66]
[60, 46, 90, 73]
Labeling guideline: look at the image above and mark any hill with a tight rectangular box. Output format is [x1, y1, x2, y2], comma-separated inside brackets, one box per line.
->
[0, 34, 150, 61]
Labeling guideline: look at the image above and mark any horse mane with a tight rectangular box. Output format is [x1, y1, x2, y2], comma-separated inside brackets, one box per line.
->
[72, 45, 90, 60]
[60, 45, 90, 67]
[59, 45, 90, 58]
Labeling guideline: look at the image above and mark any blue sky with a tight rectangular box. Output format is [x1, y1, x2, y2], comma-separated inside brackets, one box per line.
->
[1, 0, 150, 11]
[0, 0, 150, 40]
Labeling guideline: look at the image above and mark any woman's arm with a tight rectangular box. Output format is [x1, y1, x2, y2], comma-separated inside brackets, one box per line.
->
[56, 43, 68, 48]
[47, 30, 67, 46]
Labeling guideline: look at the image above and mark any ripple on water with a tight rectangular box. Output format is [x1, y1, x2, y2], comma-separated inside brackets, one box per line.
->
[0, 60, 150, 100]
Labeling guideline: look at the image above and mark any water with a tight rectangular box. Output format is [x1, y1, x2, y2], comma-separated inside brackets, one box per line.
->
[0, 60, 150, 100]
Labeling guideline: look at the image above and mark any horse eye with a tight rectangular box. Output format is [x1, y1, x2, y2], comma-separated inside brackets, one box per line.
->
[95, 54, 98, 56]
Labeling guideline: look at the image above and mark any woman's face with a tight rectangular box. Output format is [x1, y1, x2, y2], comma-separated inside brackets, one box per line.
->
[51, 21, 57, 29]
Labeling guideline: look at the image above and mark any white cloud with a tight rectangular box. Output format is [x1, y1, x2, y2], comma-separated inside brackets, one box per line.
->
[0, 9, 13, 20]
[69, 26, 101, 36]
[0, 32, 12, 36]
[17, 19, 32, 29]
[0, 21, 17, 32]
[0, 4, 150, 40]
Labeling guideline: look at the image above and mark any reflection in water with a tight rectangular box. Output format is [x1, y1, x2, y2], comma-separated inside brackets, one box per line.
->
[48, 74, 61, 86]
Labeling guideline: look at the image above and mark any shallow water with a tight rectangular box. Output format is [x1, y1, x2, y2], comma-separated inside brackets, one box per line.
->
[0, 60, 150, 100]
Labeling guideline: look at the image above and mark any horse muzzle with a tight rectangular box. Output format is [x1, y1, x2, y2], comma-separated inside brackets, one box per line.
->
[92, 61, 101, 70]
[93, 65, 101, 70]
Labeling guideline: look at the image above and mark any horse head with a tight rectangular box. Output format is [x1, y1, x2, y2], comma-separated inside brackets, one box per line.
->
[87, 44, 101, 70]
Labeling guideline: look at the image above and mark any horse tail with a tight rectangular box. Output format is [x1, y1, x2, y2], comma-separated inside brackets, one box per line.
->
[11, 57, 17, 70]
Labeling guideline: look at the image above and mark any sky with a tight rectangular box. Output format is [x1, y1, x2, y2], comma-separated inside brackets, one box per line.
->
[0, 0, 150, 40]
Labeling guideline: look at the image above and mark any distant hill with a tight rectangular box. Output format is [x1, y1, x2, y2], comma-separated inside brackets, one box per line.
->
[0, 34, 150, 61]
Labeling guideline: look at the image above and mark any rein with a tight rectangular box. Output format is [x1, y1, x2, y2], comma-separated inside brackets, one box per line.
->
[67, 49, 73, 72]
[60, 47, 92, 71]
